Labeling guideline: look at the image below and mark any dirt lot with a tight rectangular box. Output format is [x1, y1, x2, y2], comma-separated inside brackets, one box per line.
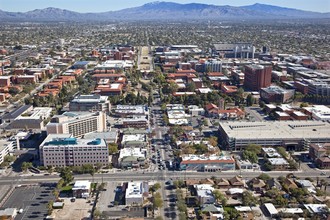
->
[52, 197, 93, 220]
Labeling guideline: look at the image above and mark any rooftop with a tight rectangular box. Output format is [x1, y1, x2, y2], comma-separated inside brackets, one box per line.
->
[220, 121, 330, 140]
[71, 94, 108, 103]
[181, 154, 234, 164]
[119, 148, 145, 160]
[126, 182, 143, 199]
[41, 134, 106, 148]
[268, 158, 289, 165]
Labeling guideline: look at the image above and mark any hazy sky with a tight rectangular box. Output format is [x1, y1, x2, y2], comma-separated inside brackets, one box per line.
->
[0, 0, 329, 13]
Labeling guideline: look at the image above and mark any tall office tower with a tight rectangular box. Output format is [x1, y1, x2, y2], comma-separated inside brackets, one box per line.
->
[244, 65, 272, 91]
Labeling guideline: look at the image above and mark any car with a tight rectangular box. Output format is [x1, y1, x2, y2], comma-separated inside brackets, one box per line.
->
[71, 197, 76, 202]
[321, 172, 326, 175]
[18, 209, 23, 214]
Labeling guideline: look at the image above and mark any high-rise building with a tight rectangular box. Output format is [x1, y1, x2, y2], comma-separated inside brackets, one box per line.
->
[46, 111, 107, 138]
[244, 65, 272, 91]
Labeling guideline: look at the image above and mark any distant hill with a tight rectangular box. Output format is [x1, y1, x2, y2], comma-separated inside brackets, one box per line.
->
[0, 1, 329, 21]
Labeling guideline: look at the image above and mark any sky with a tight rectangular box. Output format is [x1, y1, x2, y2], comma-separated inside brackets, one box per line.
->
[0, 0, 329, 13]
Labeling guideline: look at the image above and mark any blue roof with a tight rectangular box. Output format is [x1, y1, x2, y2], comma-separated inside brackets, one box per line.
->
[74, 61, 89, 65]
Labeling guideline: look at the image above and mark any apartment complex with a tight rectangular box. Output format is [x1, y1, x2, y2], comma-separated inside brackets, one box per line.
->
[69, 94, 111, 113]
[46, 111, 106, 138]
[39, 134, 109, 167]
[244, 65, 272, 91]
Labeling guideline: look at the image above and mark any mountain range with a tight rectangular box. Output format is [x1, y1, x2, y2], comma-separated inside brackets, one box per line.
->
[0, 1, 329, 21]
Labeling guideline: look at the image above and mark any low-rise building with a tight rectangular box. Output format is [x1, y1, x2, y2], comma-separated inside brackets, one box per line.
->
[122, 117, 149, 129]
[180, 154, 235, 172]
[69, 94, 111, 114]
[125, 181, 147, 206]
[7, 107, 52, 130]
[309, 143, 330, 169]
[0, 208, 17, 220]
[263, 203, 278, 218]
[121, 134, 147, 148]
[236, 160, 259, 171]
[303, 105, 330, 121]
[72, 180, 91, 198]
[304, 204, 329, 215]
[39, 134, 109, 167]
[118, 148, 146, 169]
[267, 158, 289, 170]
[262, 147, 282, 158]
[194, 184, 215, 204]
[113, 105, 148, 117]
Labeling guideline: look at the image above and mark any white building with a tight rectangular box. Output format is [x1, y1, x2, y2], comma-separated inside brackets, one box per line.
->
[46, 111, 106, 138]
[114, 105, 148, 117]
[166, 104, 189, 125]
[125, 181, 145, 205]
[303, 105, 330, 121]
[121, 134, 147, 148]
[0, 140, 14, 164]
[194, 184, 215, 204]
[73, 180, 91, 198]
[118, 147, 146, 169]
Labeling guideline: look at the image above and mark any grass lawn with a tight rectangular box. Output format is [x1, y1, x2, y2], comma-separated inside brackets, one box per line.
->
[61, 185, 73, 194]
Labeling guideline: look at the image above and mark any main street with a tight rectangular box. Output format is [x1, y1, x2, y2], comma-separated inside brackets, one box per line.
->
[0, 169, 327, 186]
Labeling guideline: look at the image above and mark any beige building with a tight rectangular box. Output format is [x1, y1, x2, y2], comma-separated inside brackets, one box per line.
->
[46, 111, 106, 138]
[39, 134, 109, 167]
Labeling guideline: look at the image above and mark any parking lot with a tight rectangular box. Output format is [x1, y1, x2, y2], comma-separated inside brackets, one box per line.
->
[97, 181, 120, 212]
[2, 184, 55, 220]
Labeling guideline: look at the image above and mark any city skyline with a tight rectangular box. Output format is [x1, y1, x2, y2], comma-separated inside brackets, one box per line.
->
[0, 0, 329, 13]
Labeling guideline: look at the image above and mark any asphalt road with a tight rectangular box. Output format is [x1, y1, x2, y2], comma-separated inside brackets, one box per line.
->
[0, 170, 328, 186]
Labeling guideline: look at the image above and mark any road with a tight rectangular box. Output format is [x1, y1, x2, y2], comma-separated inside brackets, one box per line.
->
[245, 107, 265, 122]
[0, 170, 328, 186]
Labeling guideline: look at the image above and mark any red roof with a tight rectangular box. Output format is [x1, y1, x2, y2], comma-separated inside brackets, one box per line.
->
[205, 103, 218, 112]
[207, 72, 224, 76]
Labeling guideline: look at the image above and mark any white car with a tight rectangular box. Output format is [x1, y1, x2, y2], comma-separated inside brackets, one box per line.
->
[18, 209, 23, 214]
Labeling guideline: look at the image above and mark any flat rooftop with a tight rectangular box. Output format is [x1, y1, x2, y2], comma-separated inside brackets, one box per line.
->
[220, 121, 330, 140]
[41, 134, 107, 148]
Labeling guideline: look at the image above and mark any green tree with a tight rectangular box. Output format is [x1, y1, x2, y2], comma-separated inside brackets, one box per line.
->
[9, 87, 20, 96]
[245, 144, 262, 155]
[60, 167, 74, 185]
[246, 94, 255, 106]
[108, 143, 119, 154]
[258, 173, 271, 181]
[186, 83, 196, 92]
[242, 150, 258, 163]
[242, 191, 258, 206]
[213, 190, 227, 206]
[153, 192, 163, 209]
[21, 162, 32, 172]
[277, 147, 288, 158]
